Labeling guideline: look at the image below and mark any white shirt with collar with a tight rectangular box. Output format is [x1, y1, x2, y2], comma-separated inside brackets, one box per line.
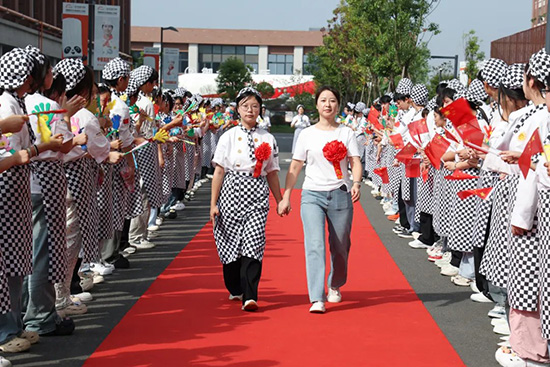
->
[64, 108, 110, 164]
[0, 91, 31, 159]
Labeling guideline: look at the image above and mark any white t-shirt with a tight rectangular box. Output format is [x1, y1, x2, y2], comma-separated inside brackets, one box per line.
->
[293, 124, 360, 192]
[257, 115, 271, 130]
[64, 108, 110, 163]
[212, 126, 280, 176]
[291, 114, 310, 129]
[109, 93, 134, 148]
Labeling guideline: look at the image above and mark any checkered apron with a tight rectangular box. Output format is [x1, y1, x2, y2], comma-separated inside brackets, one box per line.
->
[184, 141, 196, 182]
[480, 174, 519, 288]
[0, 250, 10, 314]
[448, 167, 480, 253]
[161, 143, 175, 200]
[214, 171, 270, 264]
[365, 138, 376, 180]
[386, 146, 400, 196]
[436, 168, 455, 237]
[125, 166, 144, 219]
[64, 158, 100, 263]
[356, 133, 367, 163]
[111, 160, 128, 231]
[96, 162, 114, 241]
[400, 165, 411, 201]
[134, 142, 164, 208]
[415, 166, 435, 220]
[537, 189, 550, 338]
[31, 160, 68, 283]
[172, 141, 186, 189]
[0, 165, 33, 278]
[432, 166, 444, 234]
[471, 170, 501, 248]
[202, 130, 214, 168]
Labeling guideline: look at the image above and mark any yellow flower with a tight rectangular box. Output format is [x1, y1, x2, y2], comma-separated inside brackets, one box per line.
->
[518, 132, 526, 141]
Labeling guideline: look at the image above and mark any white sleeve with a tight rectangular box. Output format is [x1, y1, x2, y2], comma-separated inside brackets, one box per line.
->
[510, 170, 538, 230]
[346, 130, 360, 157]
[212, 133, 228, 168]
[292, 129, 307, 161]
[83, 116, 110, 163]
[263, 137, 280, 173]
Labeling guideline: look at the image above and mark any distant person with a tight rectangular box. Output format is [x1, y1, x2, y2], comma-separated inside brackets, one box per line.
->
[257, 105, 271, 131]
[291, 104, 310, 154]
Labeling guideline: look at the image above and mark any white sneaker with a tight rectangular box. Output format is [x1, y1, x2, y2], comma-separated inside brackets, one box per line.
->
[489, 305, 507, 319]
[384, 209, 398, 216]
[133, 240, 155, 249]
[200, 178, 208, 183]
[206, 174, 214, 179]
[470, 292, 493, 303]
[90, 262, 113, 276]
[497, 340, 511, 348]
[435, 252, 452, 268]
[411, 232, 421, 240]
[122, 246, 136, 255]
[58, 302, 87, 315]
[0, 356, 11, 367]
[451, 274, 473, 286]
[171, 201, 186, 211]
[72, 292, 93, 302]
[470, 281, 480, 294]
[92, 274, 104, 284]
[491, 318, 507, 327]
[493, 323, 511, 335]
[155, 217, 164, 226]
[309, 301, 326, 313]
[408, 239, 430, 249]
[228, 294, 243, 301]
[79, 277, 94, 291]
[242, 300, 258, 311]
[327, 287, 342, 303]
[147, 225, 160, 232]
[493, 346, 545, 367]
[427, 244, 443, 256]
[440, 264, 459, 277]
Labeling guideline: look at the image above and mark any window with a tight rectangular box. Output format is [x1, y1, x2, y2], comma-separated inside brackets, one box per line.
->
[198, 44, 259, 73]
[303, 53, 312, 75]
[179, 52, 188, 72]
[268, 54, 294, 75]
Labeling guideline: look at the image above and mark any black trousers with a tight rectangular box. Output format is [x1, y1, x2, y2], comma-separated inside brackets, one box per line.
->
[223, 256, 262, 303]
[397, 186, 410, 230]
[418, 212, 439, 246]
[474, 207, 492, 296]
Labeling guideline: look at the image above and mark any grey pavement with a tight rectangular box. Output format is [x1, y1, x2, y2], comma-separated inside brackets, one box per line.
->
[6, 133, 499, 367]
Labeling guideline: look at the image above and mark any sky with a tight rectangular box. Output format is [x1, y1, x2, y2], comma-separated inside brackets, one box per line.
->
[132, 0, 532, 70]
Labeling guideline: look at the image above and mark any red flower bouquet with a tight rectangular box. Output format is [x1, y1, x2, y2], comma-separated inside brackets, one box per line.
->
[323, 140, 348, 179]
[254, 142, 272, 178]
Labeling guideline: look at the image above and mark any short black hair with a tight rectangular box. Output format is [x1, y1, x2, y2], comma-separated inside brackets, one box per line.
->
[43, 72, 66, 100]
[315, 85, 341, 105]
[66, 65, 94, 101]
[29, 56, 51, 93]
[379, 95, 392, 104]
[145, 69, 159, 85]
[393, 93, 410, 102]
[235, 90, 263, 119]
[98, 84, 110, 95]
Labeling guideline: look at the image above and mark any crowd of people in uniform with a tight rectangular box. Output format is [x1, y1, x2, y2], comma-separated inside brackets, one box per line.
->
[0, 46, 249, 367]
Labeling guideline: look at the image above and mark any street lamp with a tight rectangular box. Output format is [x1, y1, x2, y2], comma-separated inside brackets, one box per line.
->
[160, 26, 179, 90]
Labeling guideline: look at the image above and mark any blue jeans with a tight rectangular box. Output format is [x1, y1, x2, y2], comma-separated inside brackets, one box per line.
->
[301, 188, 353, 303]
[0, 276, 24, 344]
[404, 178, 420, 232]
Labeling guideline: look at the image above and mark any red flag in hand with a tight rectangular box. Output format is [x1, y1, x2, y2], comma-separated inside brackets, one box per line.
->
[405, 158, 421, 178]
[456, 123, 484, 147]
[440, 98, 480, 130]
[389, 134, 404, 150]
[408, 119, 429, 140]
[518, 128, 544, 179]
[424, 135, 451, 168]
[368, 107, 383, 130]
[457, 187, 493, 200]
[395, 142, 417, 163]
[444, 170, 480, 180]
[373, 167, 390, 184]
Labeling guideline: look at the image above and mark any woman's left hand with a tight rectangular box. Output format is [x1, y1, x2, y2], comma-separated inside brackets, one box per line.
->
[511, 225, 527, 236]
[351, 183, 361, 202]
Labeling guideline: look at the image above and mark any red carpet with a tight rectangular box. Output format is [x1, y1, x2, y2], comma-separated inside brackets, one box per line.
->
[85, 193, 465, 367]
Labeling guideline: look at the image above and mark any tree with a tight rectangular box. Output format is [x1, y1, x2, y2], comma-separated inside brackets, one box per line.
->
[427, 62, 454, 96]
[254, 81, 275, 99]
[463, 30, 485, 84]
[216, 57, 253, 100]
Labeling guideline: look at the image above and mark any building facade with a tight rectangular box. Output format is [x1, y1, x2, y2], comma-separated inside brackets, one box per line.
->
[533, 0, 547, 27]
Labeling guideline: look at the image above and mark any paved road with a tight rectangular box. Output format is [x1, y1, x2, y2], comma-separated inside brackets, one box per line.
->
[7, 133, 499, 367]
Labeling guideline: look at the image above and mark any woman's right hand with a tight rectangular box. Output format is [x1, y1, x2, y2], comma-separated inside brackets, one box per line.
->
[0, 115, 28, 134]
[277, 198, 291, 217]
[210, 205, 220, 223]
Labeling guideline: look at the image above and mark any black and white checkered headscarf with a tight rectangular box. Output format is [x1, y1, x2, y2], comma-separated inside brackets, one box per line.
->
[481, 58, 508, 89]
[0, 48, 33, 90]
[131, 65, 154, 89]
[426, 96, 437, 111]
[354, 102, 366, 112]
[466, 79, 488, 104]
[54, 58, 86, 91]
[396, 78, 413, 95]
[410, 84, 428, 106]
[501, 64, 525, 90]
[125, 74, 140, 97]
[174, 87, 188, 97]
[102, 57, 130, 81]
[236, 87, 261, 100]
[211, 97, 223, 108]
[346, 102, 355, 111]
[447, 79, 467, 95]
[385, 92, 394, 99]
[527, 48, 550, 85]
[25, 45, 45, 66]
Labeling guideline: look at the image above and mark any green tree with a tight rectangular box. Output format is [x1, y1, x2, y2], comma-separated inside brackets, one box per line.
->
[216, 57, 253, 100]
[463, 30, 485, 84]
[254, 81, 275, 99]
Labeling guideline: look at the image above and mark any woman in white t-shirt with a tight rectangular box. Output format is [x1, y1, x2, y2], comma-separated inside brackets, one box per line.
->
[290, 104, 310, 154]
[278, 86, 362, 313]
[257, 105, 271, 131]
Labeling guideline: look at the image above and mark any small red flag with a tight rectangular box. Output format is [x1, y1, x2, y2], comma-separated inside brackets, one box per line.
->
[456, 123, 484, 147]
[421, 167, 429, 182]
[518, 128, 544, 179]
[405, 158, 421, 178]
[424, 135, 451, 168]
[389, 134, 404, 150]
[440, 98, 479, 130]
[395, 142, 418, 163]
[444, 170, 480, 181]
[408, 118, 429, 138]
[457, 187, 493, 200]
[373, 167, 390, 184]
[368, 107, 383, 130]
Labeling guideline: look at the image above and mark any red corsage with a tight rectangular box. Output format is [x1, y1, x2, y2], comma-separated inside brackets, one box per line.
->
[323, 140, 348, 179]
[253, 142, 272, 178]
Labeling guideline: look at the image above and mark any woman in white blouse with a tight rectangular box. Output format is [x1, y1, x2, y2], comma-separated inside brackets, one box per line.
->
[278, 86, 362, 313]
[291, 104, 310, 154]
[211, 87, 282, 312]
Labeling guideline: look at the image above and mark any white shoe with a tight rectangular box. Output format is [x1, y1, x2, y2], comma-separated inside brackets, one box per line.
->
[427, 244, 443, 256]
[242, 300, 258, 311]
[494, 346, 546, 366]
[309, 301, 326, 313]
[491, 318, 507, 327]
[493, 323, 511, 335]
[497, 340, 511, 348]
[122, 246, 136, 255]
[206, 174, 214, 179]
[408, 239, 430, 249]
[90, 262, 113, 276]
[435, 252, 452, 268]
[155, 217, 164, 226]
[470, 281, 480, 294]
[327, 287, 342, 303]
[147, 225, 160, 232]
[228, 294, 243, 301]
[92, 274, 104, 284]
[412, 232, 421, 240]
[489, 305, 507, 319]
[384, 209, 398, 216]
[440, 264, 459, 277]
[0, 356, 12, 367]
[58, 302, 87, 316]
[470, 292, 493, 303]
[171, 201, 186, 211]
[200, 178, 208, 183]
[451, 274, 473, 287]
[79, 277, 94, 291]
[133, 240, 155, 249]
[72, 292, 93, 303]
